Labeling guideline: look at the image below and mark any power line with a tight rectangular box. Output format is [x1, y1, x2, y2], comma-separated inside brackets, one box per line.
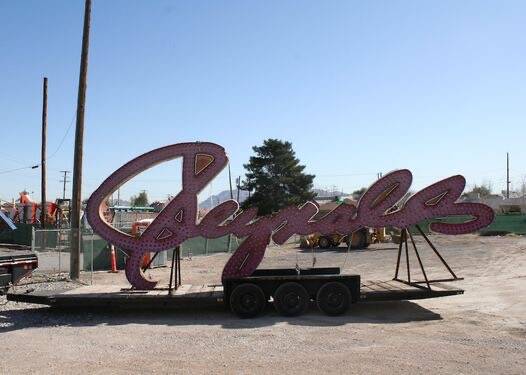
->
[47, 112, 76, 161]
[0, 151, 33, 166]
[0, 111, 75, 175]
[0, 165, 39, 175]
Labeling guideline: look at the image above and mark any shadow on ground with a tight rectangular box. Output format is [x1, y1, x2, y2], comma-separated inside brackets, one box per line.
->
[0, 300, 441, 333]
[297, 246, 400, 254]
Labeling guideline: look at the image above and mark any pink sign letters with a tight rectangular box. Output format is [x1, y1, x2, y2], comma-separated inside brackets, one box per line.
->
[86, 142, 494, 290]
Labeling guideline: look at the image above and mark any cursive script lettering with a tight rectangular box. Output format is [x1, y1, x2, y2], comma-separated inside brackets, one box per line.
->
[86, 142, 494, 290]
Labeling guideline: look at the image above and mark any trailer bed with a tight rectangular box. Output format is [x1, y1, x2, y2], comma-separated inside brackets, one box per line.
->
[359, 280, 463, 301]
[7, 284, 224, 310]
[7, 279, 463, 310]
[0, 246, 36, 263]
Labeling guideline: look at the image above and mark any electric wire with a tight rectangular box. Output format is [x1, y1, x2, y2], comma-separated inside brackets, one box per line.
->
[0, 165, 39, 175]
[0, 112, 75, 175]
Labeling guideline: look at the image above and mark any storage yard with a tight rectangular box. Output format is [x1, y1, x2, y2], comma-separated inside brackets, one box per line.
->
[1, 1, 525, 374]
[1, 234, 524, 374]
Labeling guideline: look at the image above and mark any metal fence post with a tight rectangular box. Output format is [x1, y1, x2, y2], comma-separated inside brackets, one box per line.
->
[90, 231, 94, 285]
[58, 229, 62, 274]
[31, 226, 35, 252]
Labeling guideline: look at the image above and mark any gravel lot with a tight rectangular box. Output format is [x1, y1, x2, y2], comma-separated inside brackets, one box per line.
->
[1, 234, 525, 374]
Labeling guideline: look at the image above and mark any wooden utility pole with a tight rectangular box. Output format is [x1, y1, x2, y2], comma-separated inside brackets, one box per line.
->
[228, 164, 234, 200]
[60, 170, 70, 199]
[506, 152, 510, 199]
[236, 176, 241, 202]
[227, 164, 233, 251]
[70, 0, 92, 280]
[40, 77, 48, 228]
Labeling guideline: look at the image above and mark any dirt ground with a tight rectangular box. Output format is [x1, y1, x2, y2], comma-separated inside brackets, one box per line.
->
[1, 234, 525, 374]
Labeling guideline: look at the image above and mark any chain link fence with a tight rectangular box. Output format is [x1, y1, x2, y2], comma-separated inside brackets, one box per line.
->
[32, 228, 74, 274]
[31, 228, 240, 276]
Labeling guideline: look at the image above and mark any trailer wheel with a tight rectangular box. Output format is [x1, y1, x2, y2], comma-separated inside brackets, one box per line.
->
[273, 282, 310, 317]
[316, 282, 351, 316]
[318, 236, 331, 249]
[230, 283, 267, 318]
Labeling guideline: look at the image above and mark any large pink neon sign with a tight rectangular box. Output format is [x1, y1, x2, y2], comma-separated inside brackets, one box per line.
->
[86, 142, 494, 290]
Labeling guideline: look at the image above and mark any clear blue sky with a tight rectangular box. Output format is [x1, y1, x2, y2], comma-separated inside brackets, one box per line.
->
[1, 0, 525, 203]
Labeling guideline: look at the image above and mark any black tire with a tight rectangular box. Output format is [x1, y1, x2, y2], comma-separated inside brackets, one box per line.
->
[273, 282, 310, 317]
[316, 282, 351, 316]
[318, 236, 332, 249]
[330, 238, 341, 247]
[230, 283, 267, 318]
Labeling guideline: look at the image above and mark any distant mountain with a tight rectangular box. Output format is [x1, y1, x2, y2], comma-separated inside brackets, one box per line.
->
[200, 189, 250, 209]
[112, 199, 131, 207]
[199, 188, 349, 209]
[312, 188, 349, 199]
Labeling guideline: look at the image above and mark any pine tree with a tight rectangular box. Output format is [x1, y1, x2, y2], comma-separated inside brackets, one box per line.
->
[241, 139, 316, 215]
[130, 191, 149, 207]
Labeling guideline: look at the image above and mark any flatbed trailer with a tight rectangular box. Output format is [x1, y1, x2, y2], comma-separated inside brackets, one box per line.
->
[0, 244, 38, 294]
[7, 267, 463, 317]
[7, 227, 466, 318]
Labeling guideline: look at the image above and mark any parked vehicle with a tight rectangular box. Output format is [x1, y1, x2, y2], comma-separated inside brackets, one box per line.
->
[300, 228, 374, 249]
[0, 244, 38, 294]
